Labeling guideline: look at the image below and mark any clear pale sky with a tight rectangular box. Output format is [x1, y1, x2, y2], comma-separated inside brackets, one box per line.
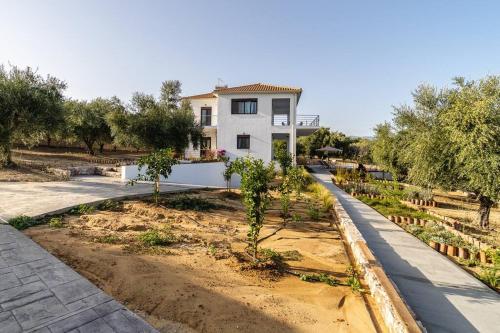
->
[1, 0, 499, 136]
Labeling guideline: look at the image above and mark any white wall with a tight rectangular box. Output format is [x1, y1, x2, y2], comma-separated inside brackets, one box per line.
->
[185, 97, 218, 159]
[121, 162, 241, 188]
[216, 93, 297, 163]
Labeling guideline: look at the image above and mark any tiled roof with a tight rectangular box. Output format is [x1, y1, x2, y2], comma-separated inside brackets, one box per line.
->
[183, 83, 302, 100]
[182, 92, 217, 99]
[214, 83, 302, 94]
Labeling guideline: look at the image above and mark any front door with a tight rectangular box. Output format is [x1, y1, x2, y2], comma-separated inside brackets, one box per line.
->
[201, 137, 211, 157]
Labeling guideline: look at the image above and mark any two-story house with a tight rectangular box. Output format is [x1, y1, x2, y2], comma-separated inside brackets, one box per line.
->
[184, 83, 319, 163]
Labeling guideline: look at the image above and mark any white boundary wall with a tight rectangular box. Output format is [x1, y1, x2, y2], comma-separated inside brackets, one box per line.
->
[121, 162, 241, 188]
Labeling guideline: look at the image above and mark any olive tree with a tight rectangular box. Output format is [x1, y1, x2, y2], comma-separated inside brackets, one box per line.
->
[107, 81, 202, 155]
[0, 66, 66, 166]
[65, 98, 117, 155]
[388, 77, 499, 228]
[232, 157, 275, 258]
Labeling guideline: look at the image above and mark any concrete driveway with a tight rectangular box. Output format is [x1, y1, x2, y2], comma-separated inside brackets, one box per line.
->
[0, 176, 194, 221]
[0, 176, 197, 332]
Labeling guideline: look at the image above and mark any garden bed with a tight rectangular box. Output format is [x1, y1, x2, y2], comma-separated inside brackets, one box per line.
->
[22, 189, 385, 333]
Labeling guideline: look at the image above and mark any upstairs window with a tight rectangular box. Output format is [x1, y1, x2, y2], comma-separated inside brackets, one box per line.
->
[231, 99, 257, 114]
[237, 135, 250, 149]
[201, 107, 212, 126]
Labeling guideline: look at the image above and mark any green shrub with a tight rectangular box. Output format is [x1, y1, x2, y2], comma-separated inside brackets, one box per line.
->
[95, 234, 121, 244]
[346, 266, 364, 292]
[164, 195, 219, 211]
[479, 267, 499, 288]
[8, 215, 38, 230]
[48, 217, 63, 228]
[69, 204, 95, 215]
[97, 200, 122, 211]
[307, 203, 321, 220]
[300, 273, 340, 286]
[138, 229, 176, 247]
[291, 212, 302, 223]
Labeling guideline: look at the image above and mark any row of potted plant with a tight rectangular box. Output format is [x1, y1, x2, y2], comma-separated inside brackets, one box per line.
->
[350, 192, 386, 200]
[388, 214, 491, 264]
[408, 198, 437, 207]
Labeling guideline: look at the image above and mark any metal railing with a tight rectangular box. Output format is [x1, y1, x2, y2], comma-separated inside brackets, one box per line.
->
[200, 114, 217, 126]
[272, 114, 290, 126]
[297, 115, 319, 126]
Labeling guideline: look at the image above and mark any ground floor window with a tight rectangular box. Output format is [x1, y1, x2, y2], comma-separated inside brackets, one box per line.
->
[237, 135, 250, 149]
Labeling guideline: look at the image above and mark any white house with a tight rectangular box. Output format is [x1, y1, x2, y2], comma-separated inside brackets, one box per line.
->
[184, 83, 319, 163]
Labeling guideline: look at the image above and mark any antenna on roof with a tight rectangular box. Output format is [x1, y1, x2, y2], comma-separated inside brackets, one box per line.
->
[215, 78, 227, 90]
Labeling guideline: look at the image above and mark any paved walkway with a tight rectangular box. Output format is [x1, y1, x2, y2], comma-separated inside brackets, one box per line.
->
[0, 177, 195, 332]
[0, 176, 193, 221]
[311, 168, 500, 333]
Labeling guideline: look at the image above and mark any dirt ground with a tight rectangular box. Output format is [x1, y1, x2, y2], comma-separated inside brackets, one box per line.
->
[0, 147, 143, 182]
[25, 189, 385, 333]
[431, 190, 500, 247]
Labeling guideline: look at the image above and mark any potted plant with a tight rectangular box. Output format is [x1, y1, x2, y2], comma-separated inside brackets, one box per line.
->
[458, 247, 469, 260]
[447, 243, 457, 257]
[429, 237, 440, 251]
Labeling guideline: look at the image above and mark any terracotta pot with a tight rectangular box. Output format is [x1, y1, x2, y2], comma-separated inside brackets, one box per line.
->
[447, 245, 457, 257]
[458, 247, 469, 260]
[479, 251, 488, 264]
[429, 241, 439, 251]
[439, 243, 448, 254]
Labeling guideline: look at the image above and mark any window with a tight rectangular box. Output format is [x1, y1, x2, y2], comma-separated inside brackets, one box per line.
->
[272, 98, 290, 113]
[237, 135, 250, 149]
[231, 99, 257, 114]
[200, 107, 212, 126]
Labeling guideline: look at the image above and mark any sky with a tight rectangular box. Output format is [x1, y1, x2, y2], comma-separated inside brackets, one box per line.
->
[1, 0, 499, 136]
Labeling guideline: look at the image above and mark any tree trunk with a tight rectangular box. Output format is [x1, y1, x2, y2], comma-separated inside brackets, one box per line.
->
[0, 138, 12, 167]
[84, 140, 95, 155]
[99, 143, 104, 154]
[478, 195, 494, 228]
[47, 136, 52, 147]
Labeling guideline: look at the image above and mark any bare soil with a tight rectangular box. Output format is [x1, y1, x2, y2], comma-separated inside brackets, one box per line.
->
[25, 189, 385, 333]
[0, 147, 143, 182]
[431, 190, 500, 247]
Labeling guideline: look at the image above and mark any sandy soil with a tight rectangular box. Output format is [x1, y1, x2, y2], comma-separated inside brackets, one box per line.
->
[431, 191, 500, 247]
[0, 164, 64, 182]
[25, 190, 384, 333]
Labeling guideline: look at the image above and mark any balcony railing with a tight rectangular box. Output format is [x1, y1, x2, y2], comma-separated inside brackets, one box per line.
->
[272, 114, 320, 127]
[297, 115, 320, 127]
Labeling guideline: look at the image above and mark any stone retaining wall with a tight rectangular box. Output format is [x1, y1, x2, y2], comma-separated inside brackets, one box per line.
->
[334, 199, 425, 333]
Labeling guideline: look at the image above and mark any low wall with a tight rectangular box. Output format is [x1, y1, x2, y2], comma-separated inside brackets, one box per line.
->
[121, 162, 241, 188]
[333, 195, 424, 333]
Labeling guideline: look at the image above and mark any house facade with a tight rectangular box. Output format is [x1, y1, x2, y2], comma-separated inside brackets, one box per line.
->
[184, 83, 319, 163]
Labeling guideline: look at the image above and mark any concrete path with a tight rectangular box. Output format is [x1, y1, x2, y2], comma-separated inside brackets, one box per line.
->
[311, 168, 500, 333]
[0, 176, 193, 221]
[0, 176, 196, 332]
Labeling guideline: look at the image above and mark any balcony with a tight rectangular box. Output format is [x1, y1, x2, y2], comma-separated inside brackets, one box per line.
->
[271, 114, 320, 127]
[297, 115, 320, 127]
